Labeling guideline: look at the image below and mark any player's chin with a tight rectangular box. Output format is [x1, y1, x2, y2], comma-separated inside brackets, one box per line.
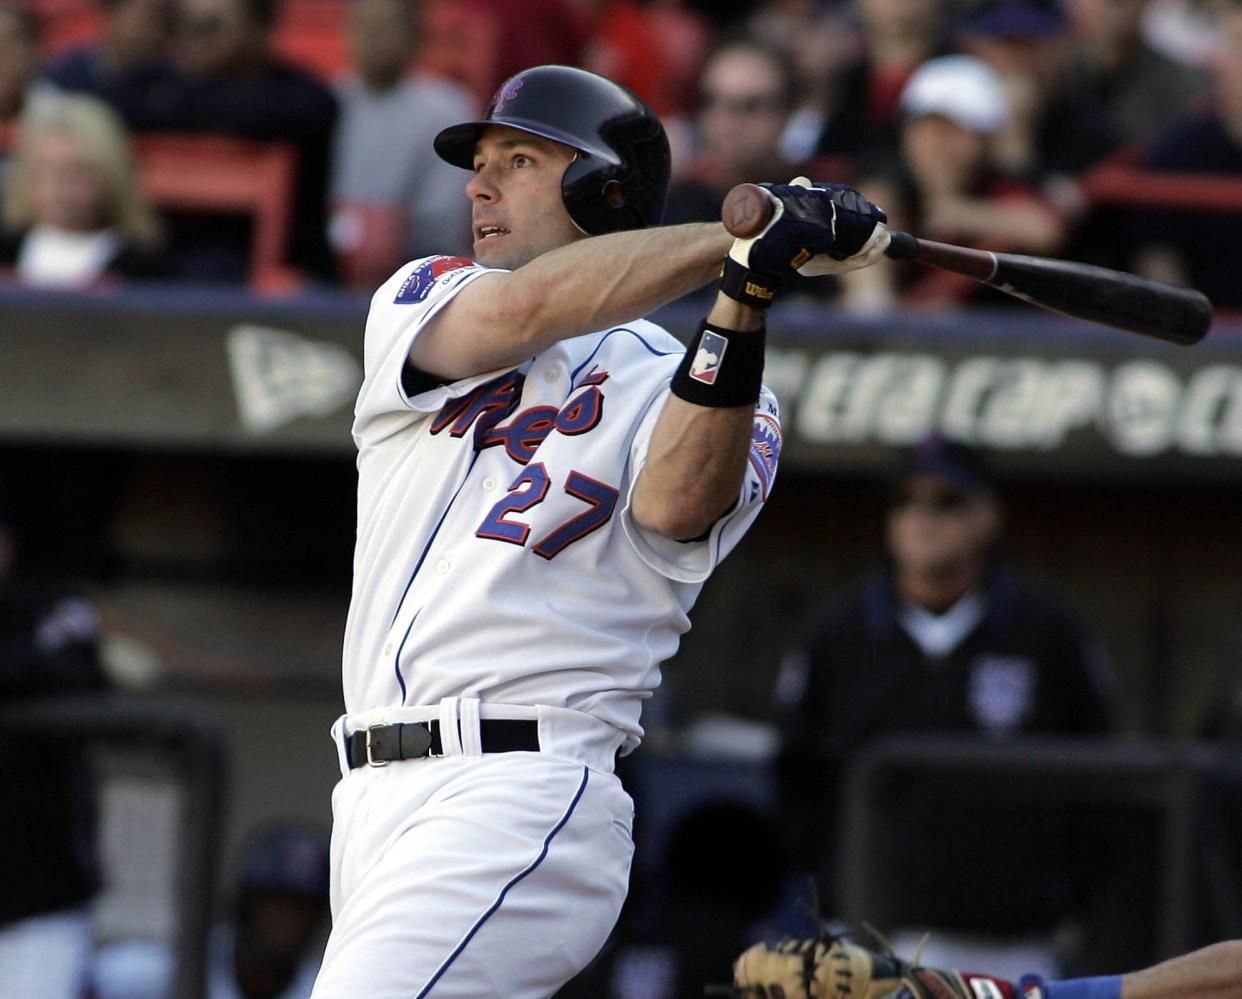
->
[474, 236, 531, 270]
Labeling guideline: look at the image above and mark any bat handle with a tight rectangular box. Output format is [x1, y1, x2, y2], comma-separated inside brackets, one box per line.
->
[884, 229, 920, 260]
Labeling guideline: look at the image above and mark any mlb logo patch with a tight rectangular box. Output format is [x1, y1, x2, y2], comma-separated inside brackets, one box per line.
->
[395, 256, 474, 304]
[690, 331, 728, 385]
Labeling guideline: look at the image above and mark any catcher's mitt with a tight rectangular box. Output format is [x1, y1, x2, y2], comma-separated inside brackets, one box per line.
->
[720, 926, 1039, 999]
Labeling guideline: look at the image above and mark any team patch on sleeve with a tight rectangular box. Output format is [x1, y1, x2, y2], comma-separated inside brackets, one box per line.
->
[394, 256, 475, 304]
[748, 410, 781, 499]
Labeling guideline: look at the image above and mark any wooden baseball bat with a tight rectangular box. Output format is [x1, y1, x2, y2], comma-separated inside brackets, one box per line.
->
[721, 183, 1213, 346]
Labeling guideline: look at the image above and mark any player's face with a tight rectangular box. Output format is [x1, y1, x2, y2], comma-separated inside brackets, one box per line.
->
[886, 474, 998, 580]
[466, 126, 583, 269]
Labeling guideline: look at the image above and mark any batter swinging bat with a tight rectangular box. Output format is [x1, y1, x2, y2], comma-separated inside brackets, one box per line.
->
[721, 182, 1212, 346]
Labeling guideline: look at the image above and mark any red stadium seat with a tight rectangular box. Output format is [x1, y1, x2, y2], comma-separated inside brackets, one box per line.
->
[1079, 164, 1242, 213]
[133, 133, 301, 293]
[271, 0, 350, 80]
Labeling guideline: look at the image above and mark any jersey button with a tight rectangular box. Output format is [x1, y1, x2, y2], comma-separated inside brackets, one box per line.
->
[482, 477, 497, 491]
[435, 558, 451, 574]
[544, 367, 560, 383]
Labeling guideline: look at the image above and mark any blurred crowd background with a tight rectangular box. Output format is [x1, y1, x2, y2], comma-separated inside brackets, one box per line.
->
[0, 0, 1240, 303]
[2, 1, 1242, 998]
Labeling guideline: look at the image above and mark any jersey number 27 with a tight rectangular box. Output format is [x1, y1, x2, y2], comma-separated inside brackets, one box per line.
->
[476, 462, 619, 559]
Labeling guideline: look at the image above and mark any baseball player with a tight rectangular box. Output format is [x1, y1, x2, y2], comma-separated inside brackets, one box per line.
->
[309, 65, 888, 999]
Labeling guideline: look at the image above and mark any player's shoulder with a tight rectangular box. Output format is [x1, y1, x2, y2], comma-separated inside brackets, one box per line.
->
[376, 254, 490, 307]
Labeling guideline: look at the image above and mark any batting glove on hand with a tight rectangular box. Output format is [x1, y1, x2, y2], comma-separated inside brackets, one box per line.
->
[730, 178, 889, 276]
[721, 178, 889, 308]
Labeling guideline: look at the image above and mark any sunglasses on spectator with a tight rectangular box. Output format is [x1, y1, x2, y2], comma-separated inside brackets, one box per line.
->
[889, 486, 971, 513]
[700, 92, 784, 115]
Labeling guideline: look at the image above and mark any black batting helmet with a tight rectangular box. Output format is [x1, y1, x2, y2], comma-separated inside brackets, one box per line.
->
[434, 65, 670, 235]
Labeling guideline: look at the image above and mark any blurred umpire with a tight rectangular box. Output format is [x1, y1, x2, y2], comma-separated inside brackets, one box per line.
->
[0, 478, 107, 999]
[775, 435, 1119, 979]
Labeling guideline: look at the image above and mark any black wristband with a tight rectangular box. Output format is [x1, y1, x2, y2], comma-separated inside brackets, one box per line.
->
[670, 320, 765, 408]
[719, 256, 782, 309]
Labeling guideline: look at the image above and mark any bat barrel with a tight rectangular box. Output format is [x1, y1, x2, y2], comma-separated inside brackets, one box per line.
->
[989, 252, 1212, 346]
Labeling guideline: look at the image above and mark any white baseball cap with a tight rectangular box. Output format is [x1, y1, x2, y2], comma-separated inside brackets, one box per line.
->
[899, 55, 1010, 135]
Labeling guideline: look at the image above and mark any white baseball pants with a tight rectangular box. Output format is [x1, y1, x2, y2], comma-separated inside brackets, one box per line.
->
[311, 700, 633, 999]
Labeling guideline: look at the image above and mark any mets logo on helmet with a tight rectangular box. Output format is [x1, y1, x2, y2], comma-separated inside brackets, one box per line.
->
[492, 76, 525, 114]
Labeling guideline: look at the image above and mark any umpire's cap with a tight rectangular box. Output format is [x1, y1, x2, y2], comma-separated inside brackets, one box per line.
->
[896, 434, 993, 495]
[434, 65, 671, 236]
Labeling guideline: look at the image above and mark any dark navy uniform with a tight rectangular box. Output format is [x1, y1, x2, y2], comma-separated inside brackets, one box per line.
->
[776, 564, 1117, 934]
[0, 579, 105, 927]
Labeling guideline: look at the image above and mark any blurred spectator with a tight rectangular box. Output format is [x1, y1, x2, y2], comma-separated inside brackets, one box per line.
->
[0, 3, 58, 133]
[0, 95, 168, 288]
[93, 819, 331, 999]
[663, 37, 802, 225]
[466, 0, 594, 98]
[842, 54, 1066, 311]
[957, 0, 1117, 180]
[747, 0, 857, 164]
[774, 435, 1117, 979]
[1063, 0, 1208, 146]
[417, 0, 592, 106]
[329, 0, 474, 288]
[168, 0, 338, 283]
[811, 0, 951, 164]
[1141, 0, 1233, 67]
[584, 0, 712, 119]
[1131, 0, 1242, 309]
[0, 477, 108, 999]
[43, 0, 184, 132]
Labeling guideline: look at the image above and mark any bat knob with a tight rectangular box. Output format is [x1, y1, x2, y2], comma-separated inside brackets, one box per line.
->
[721, 184, 773, 238]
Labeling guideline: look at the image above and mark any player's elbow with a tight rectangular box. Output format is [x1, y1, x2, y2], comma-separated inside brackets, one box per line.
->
[632, 492, 724, 542]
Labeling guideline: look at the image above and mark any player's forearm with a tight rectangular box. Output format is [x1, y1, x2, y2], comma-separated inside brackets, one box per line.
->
[514, 223, 732, 341]
[1122, 941, 1242, 999]
[630, 295, 764, 540]
[416, 224, 732, 379]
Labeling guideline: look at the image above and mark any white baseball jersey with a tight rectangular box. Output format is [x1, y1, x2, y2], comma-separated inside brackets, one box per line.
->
[341, 254, 782, 753]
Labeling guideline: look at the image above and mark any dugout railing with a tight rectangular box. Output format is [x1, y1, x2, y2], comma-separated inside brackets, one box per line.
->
[0, 693, 228, 999]
[839, 735, 1238, 964]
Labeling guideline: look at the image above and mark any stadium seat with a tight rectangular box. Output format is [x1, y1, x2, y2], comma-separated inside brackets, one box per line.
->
[272, 0, 350, 81]
[133, 134, 301, 293]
